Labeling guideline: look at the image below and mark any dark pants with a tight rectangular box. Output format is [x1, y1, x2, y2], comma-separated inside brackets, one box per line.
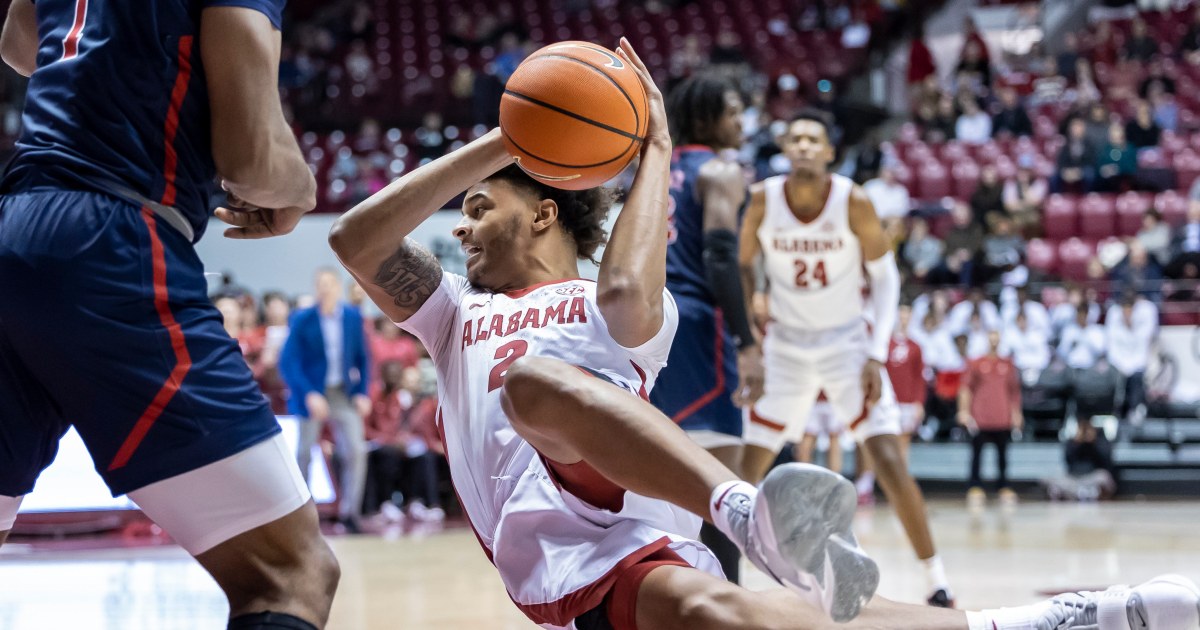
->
[969, 430, 1011, 490]
[363, 446, 441, 513]
[1121, 372, 1146, 418]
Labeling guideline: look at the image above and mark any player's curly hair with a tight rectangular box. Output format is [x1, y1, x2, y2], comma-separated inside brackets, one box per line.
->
[666, 74, 737, 146]
[484, 164, 615, 264]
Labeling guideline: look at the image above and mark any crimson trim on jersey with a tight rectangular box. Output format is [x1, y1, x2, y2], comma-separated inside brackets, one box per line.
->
[782, 174, 834, 225]
[513, 536, 674, 626]
[605, 545, 691, 630]
[60, 0, 89, 61]
[672, 144, 714, 158]
[503, 277, 592, 298]
[670, 310, 725, 423]
[748, 406, 786, 432]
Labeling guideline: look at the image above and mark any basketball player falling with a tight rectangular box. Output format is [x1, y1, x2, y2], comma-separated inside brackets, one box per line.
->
[648, 74, 755, 584]
[331, 38, 1198, 630]
[0, 2, 338, 629]
[738, 112, 954, 607]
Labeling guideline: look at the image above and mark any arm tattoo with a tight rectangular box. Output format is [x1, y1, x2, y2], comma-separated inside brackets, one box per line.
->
[373, 238, 442, 310]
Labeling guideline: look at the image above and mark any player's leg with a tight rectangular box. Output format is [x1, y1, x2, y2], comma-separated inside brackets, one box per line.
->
[827, 432, 844, 475]
[502, 356, 879, 621]
[796, 433, 817, 464]
[700, 443, 744, 583]
[742, 342, 822, 482]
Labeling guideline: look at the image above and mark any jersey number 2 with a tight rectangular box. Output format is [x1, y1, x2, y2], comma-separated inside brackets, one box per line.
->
[794, 259, 828, 288]
[487, 340, 529, 392]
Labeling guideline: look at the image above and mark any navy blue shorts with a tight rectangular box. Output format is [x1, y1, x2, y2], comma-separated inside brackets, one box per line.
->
[649, 294, 741, 439]
[0, 190, 279, 497]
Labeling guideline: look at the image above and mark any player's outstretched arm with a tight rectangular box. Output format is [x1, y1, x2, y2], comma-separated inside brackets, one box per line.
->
[698, 158, 756, 350]
[595, 38, 673, 348]
[849, 186, 901, 401]
[329, 129, 514, 322]
[202, 7, 315, 215]
[0, 0, 36, 77]
[734, 183, 768, 405]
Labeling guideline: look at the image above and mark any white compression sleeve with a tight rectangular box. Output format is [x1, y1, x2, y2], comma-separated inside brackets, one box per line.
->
[865, 251, 900, 363]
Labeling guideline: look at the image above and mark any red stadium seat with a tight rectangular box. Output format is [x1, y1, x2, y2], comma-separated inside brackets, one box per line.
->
[1042, 194, 1079, 239]
[1155, 189, 1189, 227]
[1057, 238, 1096, 282]
[1172, 149, 1200, 191]
[917, 161, 950, 199]
[1025, 238, 1058, 275]
[951, 160, 980, 199]
[1115, 191, 1152, 236]
[1077, 193, 1117, 239]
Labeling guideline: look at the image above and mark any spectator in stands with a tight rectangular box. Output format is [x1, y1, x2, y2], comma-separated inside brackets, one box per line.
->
[947, 286, 1002, 334]
[1085, 20, 1119, 65]
[1138, 209, 1172, 266]
[709, 31, 747, 67]
[991, 87, 1032, 137]
[364, 363, 444, 523]
[1052, 117, 1095, 195]
[923, 329, 969, 439]
[1058, 304, 1107, 369]
[1042, 417, 1117, 501]
[1057, 33, 1081, 80]
[955, 96, 992, 145]
[901, 217, 944, 283]
[1111, 241, 1164, 302]
[907, 24, 937, 86]
[1165, 200, 1200, 278]
[1051, 285, 1102, 340]
[215, 295, 242, 340]
[955, 38, 991, 95]
[959, 330, 1021, 506]
[1125, 100, 1161, 149]
[979, 216, 1027, 284]
[1071, 58, 1102, 105]
[863, 163, 910, 223]
[1002, 156, 1047, 234]
[963, 311, 993, 359]
[494, 32, 528, 82]
[281, 268, 372, 533]
[1106, 294, 1157, 424]
[935, 203, 984, 285]
[923, 93, 958, 144]
[1095, 122, 1137, 192]
[369, 317, 421, 387]
[1002, 311, 1052, 379]
[415, 111, 448, 161]
[1183, 5, 1200, 64]
[1138, 58, 1175, 100]
[1084, 102, 1112, 152]
[1001, 285, 1052, 339]
[256, 291, 292, 415]
[1125, 17, 1158, 62]
[970, 165, 1006, 227]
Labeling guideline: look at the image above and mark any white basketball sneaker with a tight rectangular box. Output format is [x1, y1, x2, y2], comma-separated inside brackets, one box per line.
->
[1031, 574, 1200, 630]
[717, 464, 880, 622]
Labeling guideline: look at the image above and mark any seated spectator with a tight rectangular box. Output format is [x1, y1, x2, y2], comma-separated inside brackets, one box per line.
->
[1083, 102, 1112, 152]
[415, 111, 448, 161]
[1124, 100, 1161, 149]
[1110, 241, 1164, 302]
[947, 286, 1002, 334]
[1041, 417, 1117, 501]
[901, 217, 944, 283]
[963, 311, 993, 359]
[932, 203, 985, 285]
[369, 316, 421, 387]
[1148, 82, 1178, 132]
[1125, 17, 1158, 62]
[364, 363, 445, 522]
[1057, 304, 1107, 369]
[1051, 284, 1102, 340]
[1053, 117, 1096, 193]
[863, 163, 911, 222]
[978, 216, 1026, 284]
[1184, 5, 1200, 64]
[1002, 312, 1052, 378]
[256, 291, 292, 415]
[925, 93, 959, 143]
[1001, 156, 1047, 234]
[1137, 209, 1172, 266]
[959, 330, 1021, 506]
[955, 96, 992, 145]
[970, 165, 1006, 227]
[955, 38, 992, 95]
[991, 87, 1032, 137]
[215, 295, 242, 340]
[1057, 33, 1081, 80]
[1138, 58, 1175, 100]
[1071, 58, 1102, 105]
[1095, 123, 1136, 193]
[1000, 285, 1052, 338]
[1165, 200, 1200, 279]
[1106, 294, 1157, 423]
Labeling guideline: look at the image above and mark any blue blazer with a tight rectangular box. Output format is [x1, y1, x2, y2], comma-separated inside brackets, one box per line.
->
[279, 303, 370, 417]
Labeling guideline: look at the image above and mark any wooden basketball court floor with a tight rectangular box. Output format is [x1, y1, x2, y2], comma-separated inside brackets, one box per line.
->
[2, 500, 1199, 629]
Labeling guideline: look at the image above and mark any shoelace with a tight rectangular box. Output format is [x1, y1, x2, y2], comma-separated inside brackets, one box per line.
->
[1043, 593, 1099, 630]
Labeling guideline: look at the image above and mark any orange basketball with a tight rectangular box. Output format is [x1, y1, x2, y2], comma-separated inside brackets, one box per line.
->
[500, 41, 649, 190]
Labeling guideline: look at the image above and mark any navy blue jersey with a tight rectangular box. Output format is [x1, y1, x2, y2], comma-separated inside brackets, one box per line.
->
[665, 145, 717, 302]
[0, 0, 284, 241]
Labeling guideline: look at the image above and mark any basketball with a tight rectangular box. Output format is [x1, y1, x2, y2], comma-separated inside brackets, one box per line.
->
[500, 41, 649, 190]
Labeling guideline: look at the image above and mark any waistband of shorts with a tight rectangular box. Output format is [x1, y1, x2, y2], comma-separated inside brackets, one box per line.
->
[766, 319, 865, 346]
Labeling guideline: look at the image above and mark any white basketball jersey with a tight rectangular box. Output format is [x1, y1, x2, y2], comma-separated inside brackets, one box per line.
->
[758, 173, 864, 332]
[398, 273, 679, 549]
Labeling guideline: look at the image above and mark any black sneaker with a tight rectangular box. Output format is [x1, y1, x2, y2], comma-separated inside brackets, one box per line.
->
[927, 588, 956, 608]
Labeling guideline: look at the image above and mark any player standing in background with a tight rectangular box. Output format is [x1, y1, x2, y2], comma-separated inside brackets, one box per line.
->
[0, 2, 339, 628]
[649, 73, 757, 584]
[737, 111, 956, 608]
[888, 304, 929, 458]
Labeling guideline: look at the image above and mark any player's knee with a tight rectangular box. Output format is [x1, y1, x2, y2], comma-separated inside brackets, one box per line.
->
[502, 357, 568, 421]
[866, 439, 905, 478]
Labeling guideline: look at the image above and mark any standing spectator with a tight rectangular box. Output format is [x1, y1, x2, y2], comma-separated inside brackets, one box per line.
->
[1057, 304, 1107, 369]
[1106, 295, 1158, 423]
[991, 87, 1033, 137]
[959, 331, 1022, 506]
[281, 269, 372, 533]
[1053, 117, 1096, 193]
[1002, 312, 1052, 379]
[1125, 17, 1158, 62]
[1042, 417, 1117, 501]
[970, 166, 1006, 227]
[927, 332, 970, 439]
[1111, 241, 1164, 302]
[364, 363, 445, 522]
[888, 305, 928, 450]
[1165, 201, 1200, 278]
[1095, 123, 1137, 193]
[1000, 285, 1052, 339]
[1125, 100, 1161, 149]
[863, 164, 911, 223]
[947, 286, 1002, 334]
[901, 217, 945, 283]
[1002, 156, 1047, 234]
[955, 96, 992, 145]
[1138, 209, 1172, 266]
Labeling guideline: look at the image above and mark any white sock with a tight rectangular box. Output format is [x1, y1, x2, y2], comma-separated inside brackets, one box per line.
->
[856, 470, 875, 494]
[972, 602, 1054, 630]
[709, 480, 757, 546]
[924, 554, 951, 594]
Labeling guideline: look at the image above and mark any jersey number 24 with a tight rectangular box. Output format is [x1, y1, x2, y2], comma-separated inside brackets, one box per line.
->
[794, 258, 828, 289]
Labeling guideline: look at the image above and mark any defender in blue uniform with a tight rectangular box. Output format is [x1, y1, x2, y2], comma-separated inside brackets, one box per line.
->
[0, 2, 338, 628]
[650, 75, 757, 583]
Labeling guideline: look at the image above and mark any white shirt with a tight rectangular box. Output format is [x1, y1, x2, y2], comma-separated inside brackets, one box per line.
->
[862, 178, 911, 220]
[946, 300, 1002, 335]
[1058, 323, 1107, 369]
[1105, 302, 1159, 376]
[1051, 301, 1100, 338]
[319, 305, 345, 388]
[999, 289, 1052, 338]
[1001, 324, 1051, 374]
[912, 324, 963, 372]
[956, 112, 993, 145]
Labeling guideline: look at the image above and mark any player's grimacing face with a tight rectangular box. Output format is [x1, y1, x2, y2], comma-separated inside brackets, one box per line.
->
[455, 180, 529, 289]
[781, 120, 833, 175]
